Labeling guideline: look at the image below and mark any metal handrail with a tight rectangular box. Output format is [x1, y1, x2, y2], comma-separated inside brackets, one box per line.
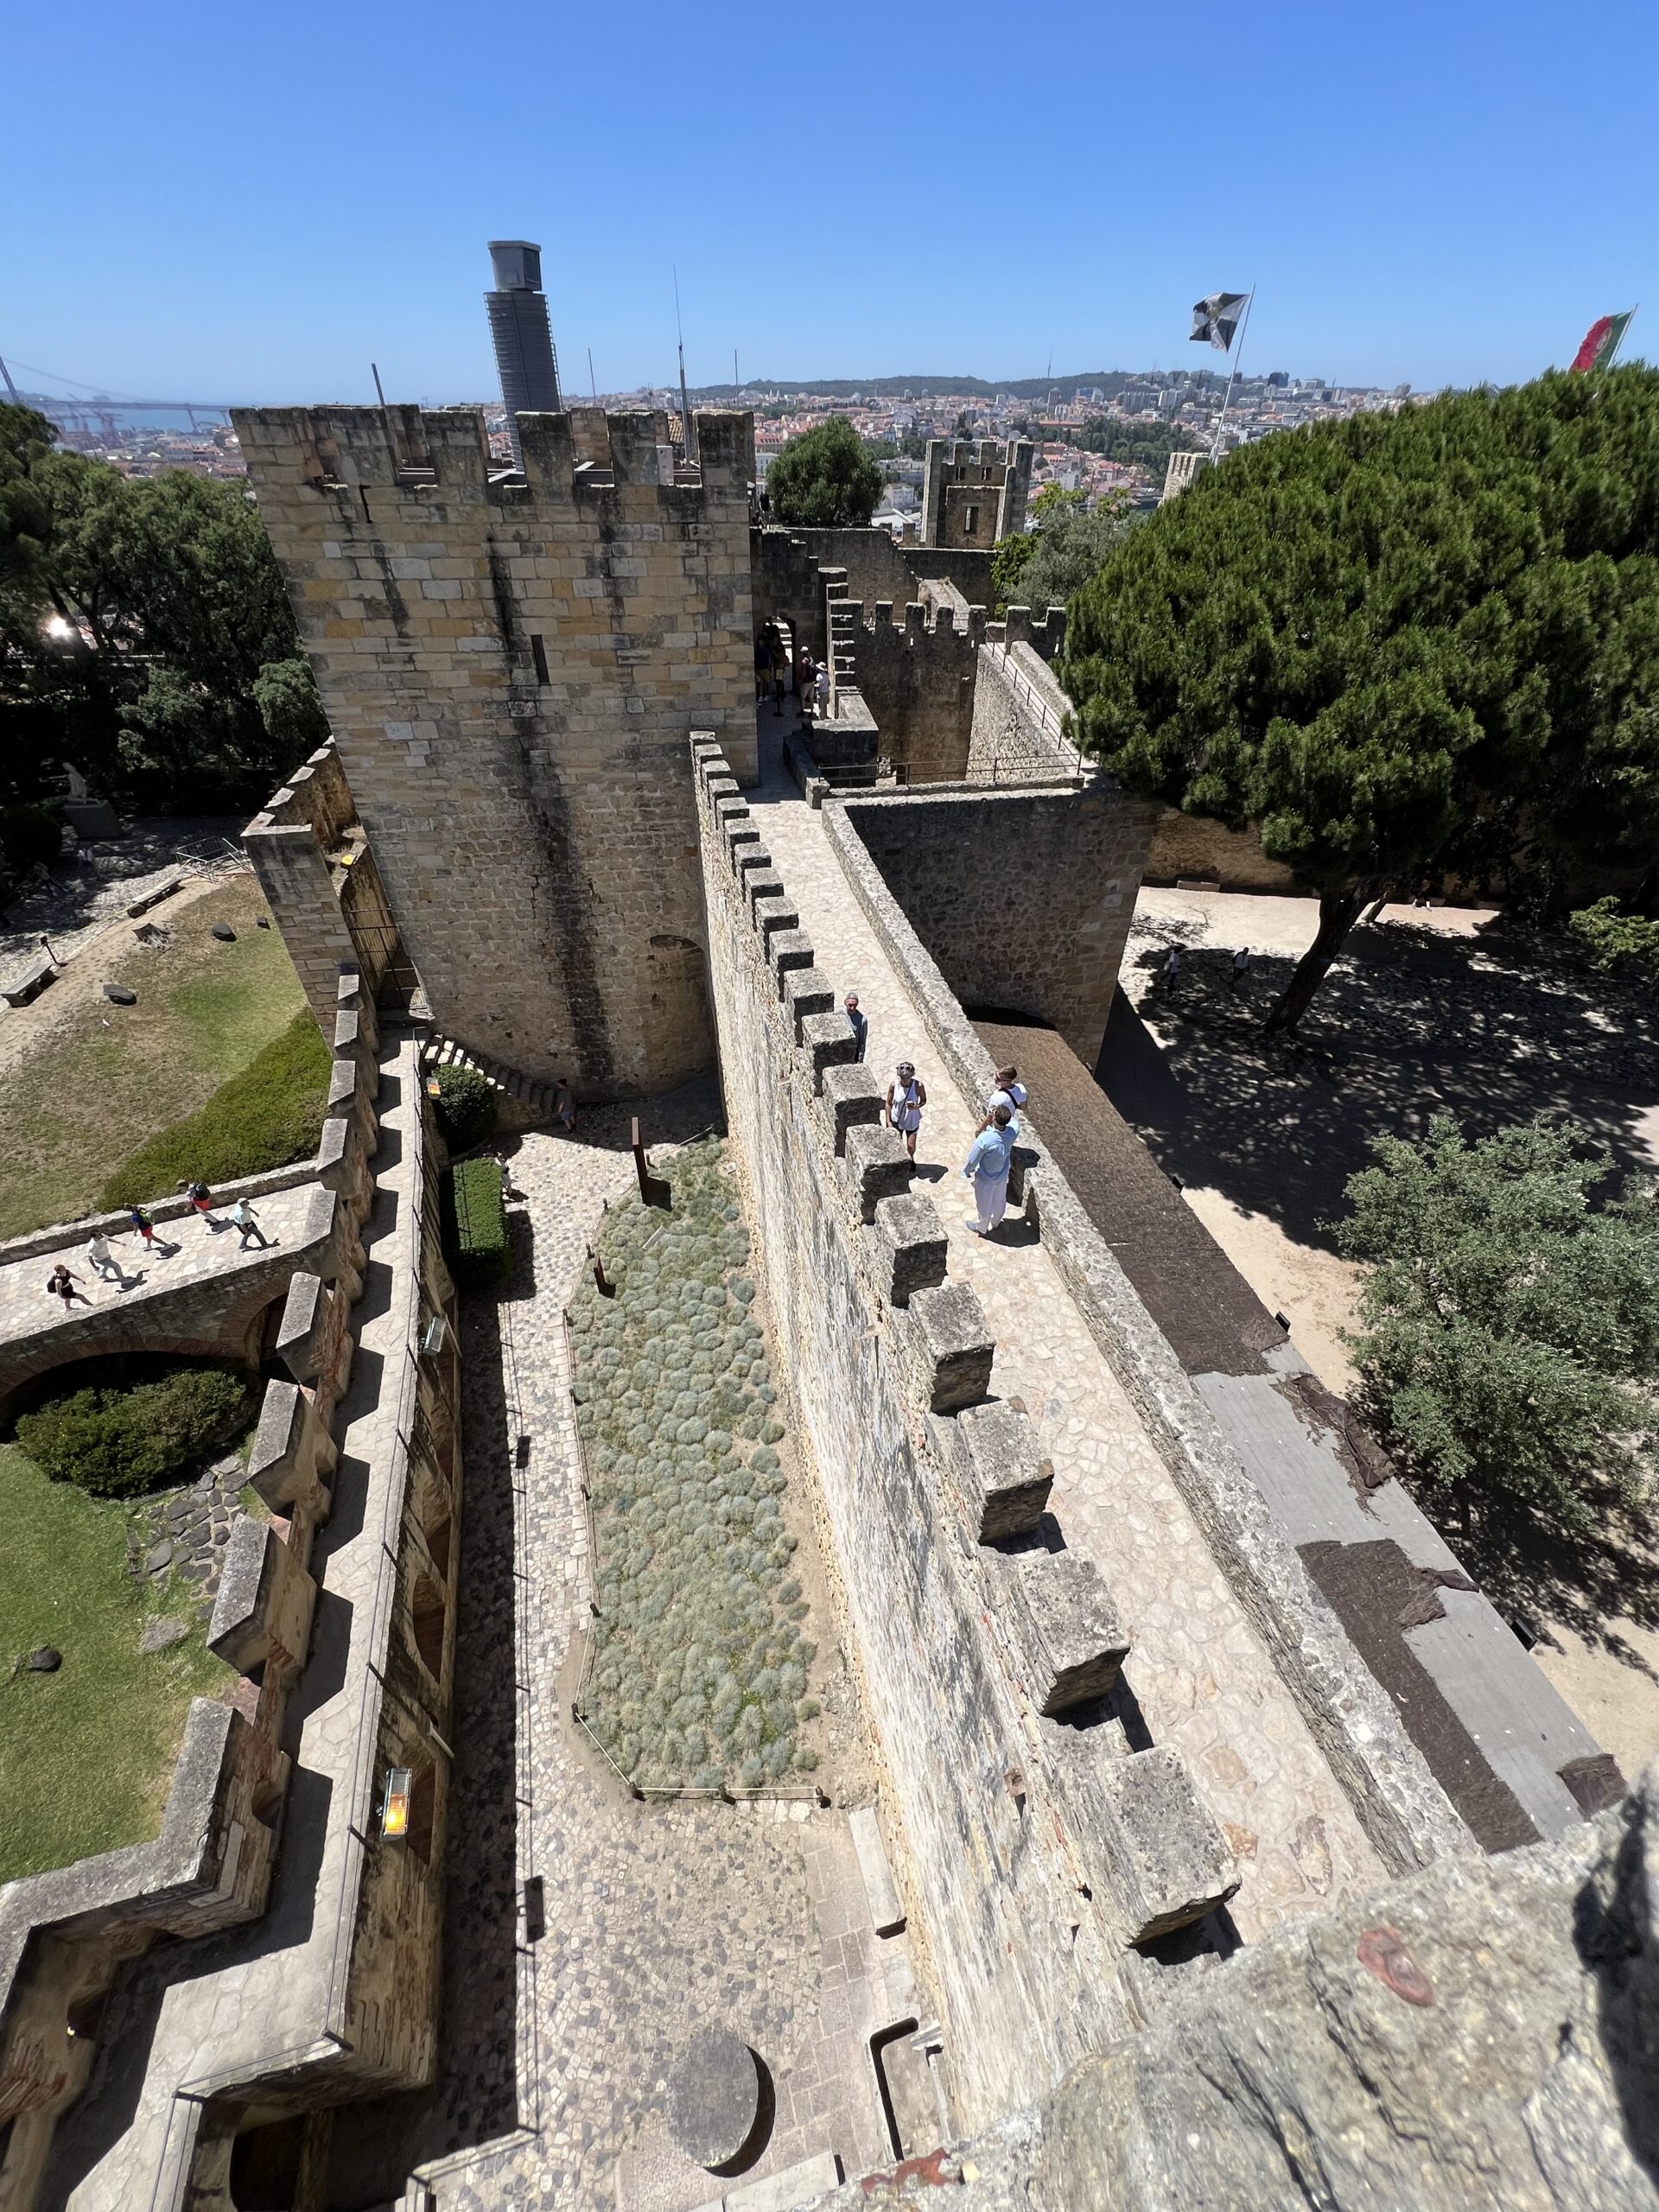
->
[982, 641, 1086, 786]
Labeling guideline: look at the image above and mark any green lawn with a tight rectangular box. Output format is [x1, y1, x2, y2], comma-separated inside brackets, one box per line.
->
[0, 874, 328, 1239]
[0, 1444, 232, 1885]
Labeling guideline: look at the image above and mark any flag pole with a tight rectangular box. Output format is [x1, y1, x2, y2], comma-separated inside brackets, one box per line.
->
[1210, 285, 1256, 461]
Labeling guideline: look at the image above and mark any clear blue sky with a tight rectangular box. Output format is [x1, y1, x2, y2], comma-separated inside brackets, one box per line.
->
[3, 0, 1655, 404]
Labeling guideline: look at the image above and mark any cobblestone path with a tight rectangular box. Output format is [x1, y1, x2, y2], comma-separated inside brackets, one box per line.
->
[334, 1089, 895, 2211]
[748, 710, 1389, 1935]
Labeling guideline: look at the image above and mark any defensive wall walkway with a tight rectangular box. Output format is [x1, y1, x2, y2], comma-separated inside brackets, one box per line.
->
[746, 715, 1392, 1939]
[0, 1182, 339, 1420]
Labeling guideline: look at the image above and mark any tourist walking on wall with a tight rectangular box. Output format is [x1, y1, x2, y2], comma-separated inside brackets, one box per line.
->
[181, 1179, 220, 1224]
[1230, 946, 1251, 992]
[886, 1061, 927, 1160]
[126, 1204, 175, 1255]
[229, 1198, 270, 1249]
[844, 993, 868, 1062]
[798, 651, 817, 719]
[85, 1232, 124, 1284]
[815, 663, 830, 721]
[46, 1262, 87, 1310]
[754, 633, 771, 705]
[980, 1065, 1027, 1132]
[1162, 947, 1182, 993]
[963, 1105, 1017, 1237]
[552, 1078, 576, 1134]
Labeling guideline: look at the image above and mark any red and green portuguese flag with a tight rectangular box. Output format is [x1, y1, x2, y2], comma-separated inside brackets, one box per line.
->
[1570, 308, 1637, 372]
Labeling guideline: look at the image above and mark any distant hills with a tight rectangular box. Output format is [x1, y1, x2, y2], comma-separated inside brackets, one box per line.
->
[682, 370, 1238, 404]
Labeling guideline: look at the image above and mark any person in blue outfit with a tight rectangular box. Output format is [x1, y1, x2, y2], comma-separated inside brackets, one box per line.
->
[963, 1103, 1016, 1236]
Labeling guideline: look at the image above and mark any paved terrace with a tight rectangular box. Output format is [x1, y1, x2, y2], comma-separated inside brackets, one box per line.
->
[748, 712, 1392, 1936]
[332, 1096, 906, 2212]
[0, 1181, 334, 1415]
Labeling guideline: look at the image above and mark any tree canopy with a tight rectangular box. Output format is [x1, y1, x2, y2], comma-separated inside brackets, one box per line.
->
[1061, 369, 1659, 1028]
[0, 404, 324, 808]
[991, 485, 1140, 617]
[766, 416, 884, 527]
[1333, 1114, 1659, 1538]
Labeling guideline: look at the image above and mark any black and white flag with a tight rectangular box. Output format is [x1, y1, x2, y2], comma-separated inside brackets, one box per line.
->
[1191, 292, 1249, 352]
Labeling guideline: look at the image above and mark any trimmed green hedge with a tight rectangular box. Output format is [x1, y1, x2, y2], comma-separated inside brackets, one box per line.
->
[17, 1368, 251, 1499]
[442, 1156, 509, 1287]
[434, 1064, 498, 1150]
[99, 1011, 331, 1210]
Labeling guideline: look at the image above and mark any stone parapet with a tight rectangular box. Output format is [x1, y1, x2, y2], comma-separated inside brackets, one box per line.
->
[817, 794, 1475, 1881]
[692, 736, 1249, 2126]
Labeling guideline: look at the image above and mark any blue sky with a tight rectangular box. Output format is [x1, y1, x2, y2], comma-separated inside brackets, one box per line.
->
[3, 0, 1655, 404]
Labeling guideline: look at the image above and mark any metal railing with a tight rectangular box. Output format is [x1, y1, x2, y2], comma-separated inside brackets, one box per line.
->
[982, 641, 1087, 786]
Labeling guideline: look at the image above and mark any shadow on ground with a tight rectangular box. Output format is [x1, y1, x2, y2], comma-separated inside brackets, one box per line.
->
[1102, 914, 1659, 1257]
[1462, 1489, 1659, 1681]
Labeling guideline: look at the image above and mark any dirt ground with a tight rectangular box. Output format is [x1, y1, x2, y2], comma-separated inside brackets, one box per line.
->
[1107, 886, 1659, 1780]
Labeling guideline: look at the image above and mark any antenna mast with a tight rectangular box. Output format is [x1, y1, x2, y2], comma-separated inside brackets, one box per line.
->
[674, 267, 696, 462]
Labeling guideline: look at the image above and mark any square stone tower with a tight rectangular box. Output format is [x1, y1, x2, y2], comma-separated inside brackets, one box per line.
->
[921, 437, 1033, 549]
[234, 404, 756, 1096]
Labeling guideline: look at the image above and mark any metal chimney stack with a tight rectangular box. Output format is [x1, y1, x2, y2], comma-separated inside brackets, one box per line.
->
[486, 239, 562, 465]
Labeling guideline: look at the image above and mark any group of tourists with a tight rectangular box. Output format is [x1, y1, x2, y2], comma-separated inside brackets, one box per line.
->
[42, 1183, 275, 1309]
[754, 624, 830, 724]
[842, 989, 1027, 1238]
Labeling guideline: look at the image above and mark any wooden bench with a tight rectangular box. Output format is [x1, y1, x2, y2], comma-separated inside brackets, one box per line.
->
[1, 953, 57, 1008]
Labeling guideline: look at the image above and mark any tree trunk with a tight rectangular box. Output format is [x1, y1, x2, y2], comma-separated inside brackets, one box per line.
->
[1265, 885, 1370, 1033]
[1361, 884, 1393, 926]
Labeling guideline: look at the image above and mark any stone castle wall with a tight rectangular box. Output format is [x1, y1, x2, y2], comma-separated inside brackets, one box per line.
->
[842, 784, 1160, 1071]
[966, 631, 1077, 785]
[837, 601, 982, 785]
[234, 405, 756, 1096]
[693, 739, 1242, 2131]
[922, 439, 1033, 549]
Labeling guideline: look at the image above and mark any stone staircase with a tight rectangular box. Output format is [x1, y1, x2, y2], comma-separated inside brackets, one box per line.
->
[422, 1034, 562, 1123]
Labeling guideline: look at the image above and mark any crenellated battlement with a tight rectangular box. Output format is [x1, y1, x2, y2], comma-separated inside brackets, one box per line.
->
[233, 404, 753, 508]
[922, 435, 1033, 549]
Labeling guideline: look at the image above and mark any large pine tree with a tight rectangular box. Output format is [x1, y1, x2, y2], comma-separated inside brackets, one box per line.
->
[1061, 369, 1659, 1030]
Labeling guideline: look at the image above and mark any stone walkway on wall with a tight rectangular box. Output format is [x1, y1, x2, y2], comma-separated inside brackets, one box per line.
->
[0, 1179, 320, 1349]
[334, 1092, 902, 2212]
[747, 709, 1391, 1934]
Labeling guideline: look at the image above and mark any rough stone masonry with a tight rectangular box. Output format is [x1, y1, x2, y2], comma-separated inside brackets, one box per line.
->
[233, 404, 757, 1097]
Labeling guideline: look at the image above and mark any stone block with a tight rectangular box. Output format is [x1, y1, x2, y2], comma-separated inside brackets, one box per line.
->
[996, 1550, 1130, 1713]
[800, 1012, 858, 1091]
[245, 1377, 337, 1516]
[666, 2026, 762, 2171]
[724, 2156, 843, 2212]
[207, 1517, 318, 1678]
[704, 774, 741, 806]
[953, 1401, 1052, 1541]
[849, 1803, 906, 1936]
[782, 964, 835, 1037]
[768, 928, 815, 984]
[904, 1283, 994, 1414]
[745, 870, 785, 918]
[869, 1192, 950, 1307]
[734, 843, 772, 884]
[842, 1122, 913, 1223]
[1080, 1745, 1240, 1942]
[821, 1061, 886, 1154]
[753, 894, 800, 943]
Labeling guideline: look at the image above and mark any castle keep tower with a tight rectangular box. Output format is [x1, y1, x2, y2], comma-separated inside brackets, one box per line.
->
[234, 404, 756, 1096]
[921, 435, 1033, 547]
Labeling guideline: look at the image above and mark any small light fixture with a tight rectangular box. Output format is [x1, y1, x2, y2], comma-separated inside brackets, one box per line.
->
[422, 1314, 448, 1357]
[426, 1076, 442, 1098]
[380, 1766, 412, 1840]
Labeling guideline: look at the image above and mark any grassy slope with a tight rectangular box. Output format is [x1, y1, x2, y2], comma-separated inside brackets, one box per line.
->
[0, 1444, 231, 1885]
[0, 875, 320, 1238]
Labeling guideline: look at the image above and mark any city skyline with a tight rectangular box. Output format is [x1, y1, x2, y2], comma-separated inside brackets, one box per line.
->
[3, 0, 1655, 404]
